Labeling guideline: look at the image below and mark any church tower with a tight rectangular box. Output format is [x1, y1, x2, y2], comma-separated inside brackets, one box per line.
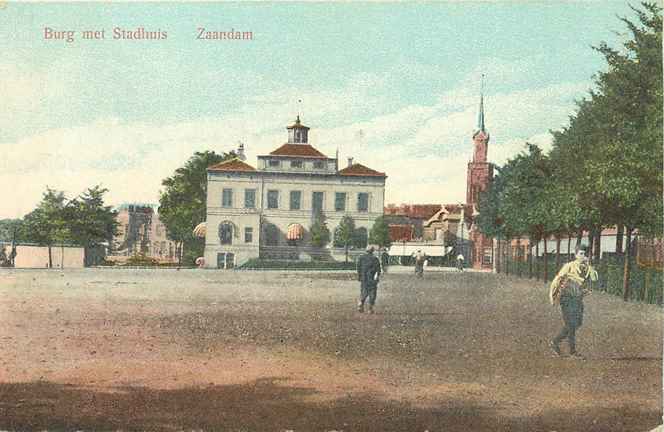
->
[466, 76, 493, 211]
[466, 76, 494, 269]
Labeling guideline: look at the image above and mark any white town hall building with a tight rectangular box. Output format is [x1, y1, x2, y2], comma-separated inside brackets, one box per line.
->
[203, 116, 386, 268]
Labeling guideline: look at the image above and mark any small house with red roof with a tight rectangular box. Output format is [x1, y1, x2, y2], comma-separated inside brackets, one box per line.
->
[204, 116, 386, 268]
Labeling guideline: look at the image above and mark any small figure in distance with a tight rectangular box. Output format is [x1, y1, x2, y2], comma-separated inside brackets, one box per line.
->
[413, 249, 426, 278]
[456, 253, 465, 272]
[379, 247, 390, 274]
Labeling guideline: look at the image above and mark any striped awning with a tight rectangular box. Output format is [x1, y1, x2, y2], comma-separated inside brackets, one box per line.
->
[193, 222, 207, 238]
[287, 223, 304, 241]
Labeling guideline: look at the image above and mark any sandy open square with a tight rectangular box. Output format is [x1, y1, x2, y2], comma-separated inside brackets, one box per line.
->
[0, 268, 661, 431]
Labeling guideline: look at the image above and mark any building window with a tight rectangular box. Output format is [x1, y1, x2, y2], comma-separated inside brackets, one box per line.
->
[222, 189, 233, 208]
[357, 193, 369, 212]
[312, 192, 324, 214]
[267, 190, 279, 209]
[483, 247, 493, 265]
[244, 227, 253, 243]
[313, 160, 325, 169]
[244, 189, 256, 208]
[219, 222, 233, 245]
[290, 190, 302, 210]
[269, 159, 280, 168]
[335, 192, 346, 211]
[290, 160, 303, 168]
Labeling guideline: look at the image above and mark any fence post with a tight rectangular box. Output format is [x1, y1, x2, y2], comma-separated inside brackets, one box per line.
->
[615, 225, 624, 256]
[623, 227, 633, 301]
[528, 244, 533, 279]
[516, 238, 522, 278]
[496, 239, 501, 274]
[543, 237, 549, 282]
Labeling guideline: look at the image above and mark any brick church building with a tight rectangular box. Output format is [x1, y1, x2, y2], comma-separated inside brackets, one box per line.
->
[384, 84, 495, 269]
[464, 86, 494, 269]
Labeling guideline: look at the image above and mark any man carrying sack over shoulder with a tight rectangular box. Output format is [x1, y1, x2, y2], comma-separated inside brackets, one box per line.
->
[549, 244, 598, 359]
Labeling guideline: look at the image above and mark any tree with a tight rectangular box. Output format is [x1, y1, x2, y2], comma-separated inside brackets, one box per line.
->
[593, 3, 662, 300]
[22, 188, 69, 268]
[309, 211, 330, 248]
[549, 2, 662, 299]
[65, 186, 118, 265]
[333, 215, 355, 262]
[159, 150, 236, 265]
[0, 219, 24, 242]
[368, 216, 392, 248]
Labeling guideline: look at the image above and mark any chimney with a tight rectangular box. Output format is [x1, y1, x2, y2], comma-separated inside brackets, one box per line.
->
[237, 141, 246, 161]
[347, 157, 354, 168]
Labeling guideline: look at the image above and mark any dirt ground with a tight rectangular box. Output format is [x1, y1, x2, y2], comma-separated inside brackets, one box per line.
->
[0, 268, 661, 431]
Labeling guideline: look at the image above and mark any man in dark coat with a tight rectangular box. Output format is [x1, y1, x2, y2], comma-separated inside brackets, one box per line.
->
[357, 245, 381, 314]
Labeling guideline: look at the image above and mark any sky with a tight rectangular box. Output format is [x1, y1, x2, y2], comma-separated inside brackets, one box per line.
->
[0, 1, 641, 218]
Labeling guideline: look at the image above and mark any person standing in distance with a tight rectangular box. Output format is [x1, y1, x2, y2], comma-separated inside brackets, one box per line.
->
[549, 244, 598, 359]
[456, 253, 465, 272]
[357, 245, 381, 314]
[413, 250, 426, 278]
[379, 247, 390, 274]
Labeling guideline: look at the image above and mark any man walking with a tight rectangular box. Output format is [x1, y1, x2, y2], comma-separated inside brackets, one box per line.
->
[549, 245, 598, 359]
[357, 245, 381, 314]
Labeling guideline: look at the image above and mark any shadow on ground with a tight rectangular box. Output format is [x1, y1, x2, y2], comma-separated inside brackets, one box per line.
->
[0, 379, 658, 432]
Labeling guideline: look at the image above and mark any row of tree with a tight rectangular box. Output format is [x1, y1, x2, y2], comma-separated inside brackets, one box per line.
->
[0, 186, 118, 267]
[310, 214, 391, 262]
[477, 3, 662, 299]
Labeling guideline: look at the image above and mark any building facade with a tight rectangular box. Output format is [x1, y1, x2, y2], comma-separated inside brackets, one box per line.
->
[204, 117, 386, 268]
[384, 204, 442, 241]
[109, 204, 179, 263]
[422, 204, 463, 244]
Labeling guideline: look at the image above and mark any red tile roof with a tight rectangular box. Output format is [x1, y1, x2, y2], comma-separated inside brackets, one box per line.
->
[338, 163, 386, 177]
[269, 144, 327, 158]
[384, 204, 441, 219]
[208, 159, 257, 172]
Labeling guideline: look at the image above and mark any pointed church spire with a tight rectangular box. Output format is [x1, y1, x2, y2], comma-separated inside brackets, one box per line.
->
[477, 74, 486, 133]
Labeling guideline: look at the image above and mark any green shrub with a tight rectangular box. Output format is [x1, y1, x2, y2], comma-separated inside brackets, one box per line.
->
[125, 253, 158, 266]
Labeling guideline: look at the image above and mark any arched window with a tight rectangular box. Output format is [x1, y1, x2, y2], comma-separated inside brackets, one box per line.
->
[219, 222, 234, 245]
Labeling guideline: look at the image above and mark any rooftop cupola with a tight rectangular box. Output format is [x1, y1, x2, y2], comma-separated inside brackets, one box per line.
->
[286, 115, 310, 144]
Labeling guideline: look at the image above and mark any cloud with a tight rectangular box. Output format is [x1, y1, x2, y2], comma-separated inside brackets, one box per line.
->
[0, 59, 591, 218]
